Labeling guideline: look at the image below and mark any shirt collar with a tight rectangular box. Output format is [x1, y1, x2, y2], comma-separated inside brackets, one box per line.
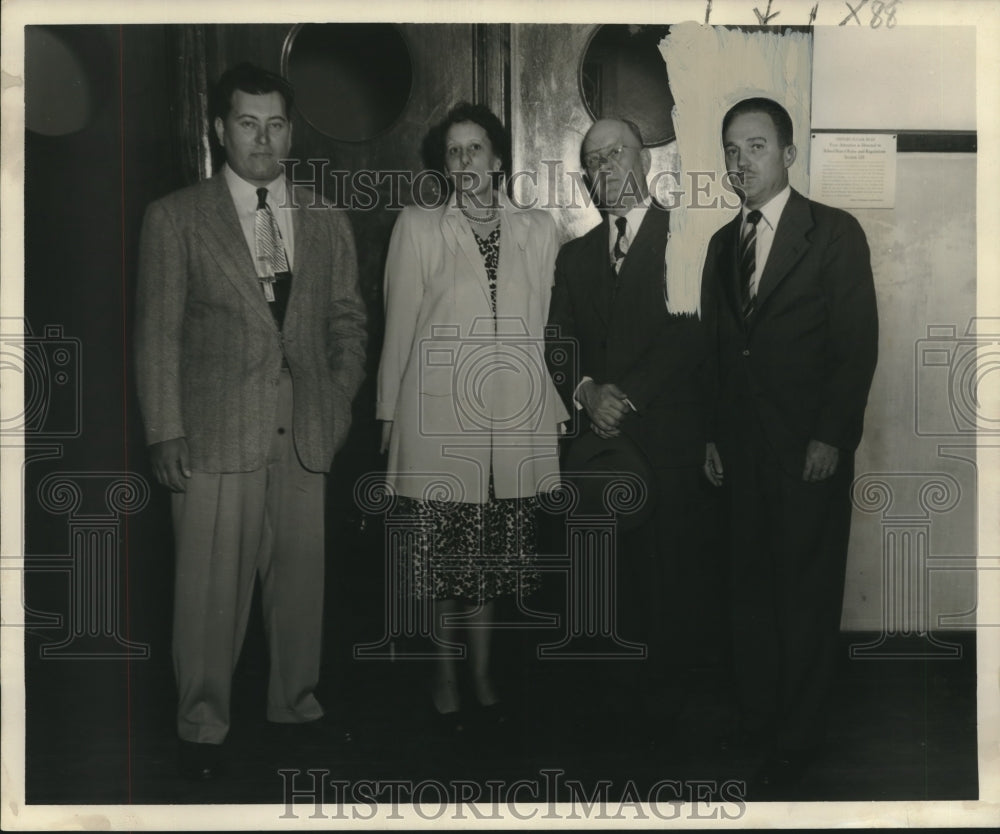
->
[742, 184, 790, 232]
[222, 163, 288, 209]
[612, 195, 651, 235]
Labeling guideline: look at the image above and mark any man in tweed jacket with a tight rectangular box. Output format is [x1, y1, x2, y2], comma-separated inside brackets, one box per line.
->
[134, 64, 367, 779]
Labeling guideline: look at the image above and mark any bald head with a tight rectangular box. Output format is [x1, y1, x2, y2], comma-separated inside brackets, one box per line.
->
[582, 118, 651, 215]
[584, 118, 642, 151]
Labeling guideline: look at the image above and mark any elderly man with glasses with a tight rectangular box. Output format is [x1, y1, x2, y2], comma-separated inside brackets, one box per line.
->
[546, 118, 709, 752]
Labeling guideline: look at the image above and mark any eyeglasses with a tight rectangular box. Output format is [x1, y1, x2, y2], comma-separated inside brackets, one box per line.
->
[583, 144, 637, 171]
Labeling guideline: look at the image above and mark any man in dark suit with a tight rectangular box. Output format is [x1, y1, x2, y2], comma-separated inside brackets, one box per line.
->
[702, 97, 878, 790]
[134, 64, 367, 779]
[547, 118, 706, 743]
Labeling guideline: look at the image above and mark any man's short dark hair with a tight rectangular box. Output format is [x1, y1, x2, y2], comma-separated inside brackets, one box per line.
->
[211, 63, 294, 123]
[722, 97, 794, 148]
[421, 102, 512, 181]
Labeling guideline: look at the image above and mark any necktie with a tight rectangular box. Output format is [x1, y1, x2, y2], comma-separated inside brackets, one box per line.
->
[740, 209, 762, 320]
[254, 187, 292, 327]
[612, 216, 629, 274]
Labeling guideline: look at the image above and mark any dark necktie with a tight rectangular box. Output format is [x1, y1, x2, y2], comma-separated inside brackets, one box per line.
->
[740, 209, 762, 320]
[255, 187, 292, 328]
[612, 216, 629, 274]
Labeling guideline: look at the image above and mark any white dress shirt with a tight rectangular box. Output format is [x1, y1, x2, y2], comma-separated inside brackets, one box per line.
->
[606, 197, 651, 262]
[742, 184, 790, 297]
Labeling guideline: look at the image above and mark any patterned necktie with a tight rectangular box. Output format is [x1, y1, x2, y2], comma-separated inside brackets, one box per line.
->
[740, 209, 762, 320]
[612, 216, 629, 274]
[254, 187, 292, 326]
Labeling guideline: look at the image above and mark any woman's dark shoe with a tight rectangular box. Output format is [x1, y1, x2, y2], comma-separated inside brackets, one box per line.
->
[430, 707, 467, 739]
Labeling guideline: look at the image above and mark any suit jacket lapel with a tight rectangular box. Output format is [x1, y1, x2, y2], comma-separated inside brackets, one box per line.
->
[287, 183, 321, 328]
[197, 176, 275, 328]
[754, 189, 813, 313]
[719, 213, 744, 321]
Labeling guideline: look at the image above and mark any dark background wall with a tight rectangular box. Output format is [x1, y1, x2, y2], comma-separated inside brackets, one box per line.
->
[24, 23, 182, 646]
[23, 23, 185, 799]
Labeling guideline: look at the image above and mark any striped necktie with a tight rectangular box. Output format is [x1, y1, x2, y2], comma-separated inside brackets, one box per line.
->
[740, 209, 762, 320]
[254, 187, 292, 326]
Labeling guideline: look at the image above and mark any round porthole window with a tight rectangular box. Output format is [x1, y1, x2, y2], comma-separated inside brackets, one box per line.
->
[281, 23, 413, 143]
[25, 26, 114, 137]
[580, 24, 675, 147]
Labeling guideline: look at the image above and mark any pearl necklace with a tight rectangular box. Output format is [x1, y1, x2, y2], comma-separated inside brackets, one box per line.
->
[460, 206, 499, 224]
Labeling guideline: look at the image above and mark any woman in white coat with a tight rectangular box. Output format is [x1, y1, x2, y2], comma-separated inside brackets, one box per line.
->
[377, 103, 567, 733]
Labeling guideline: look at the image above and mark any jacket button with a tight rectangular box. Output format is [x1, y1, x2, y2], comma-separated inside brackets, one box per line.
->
[742, 348, 750, 356]
[277, 427, 286, 435]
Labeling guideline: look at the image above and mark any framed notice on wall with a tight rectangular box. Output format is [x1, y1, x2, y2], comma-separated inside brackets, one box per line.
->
[808, 132, 897, 209]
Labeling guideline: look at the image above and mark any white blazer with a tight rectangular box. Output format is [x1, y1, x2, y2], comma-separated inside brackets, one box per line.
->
[377, 194, 568, 502]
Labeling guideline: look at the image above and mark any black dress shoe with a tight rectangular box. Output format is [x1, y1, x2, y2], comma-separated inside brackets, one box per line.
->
[177, 740, 223, 781]
[313, 714, 354, 745]
[272, 714, 354, 747]
[476, 702, 509, 729]
[717, 728, 765, 755]
[648, 717, 682, 754]
[749, 748, 817, 799]
[472, 701, 518, 743]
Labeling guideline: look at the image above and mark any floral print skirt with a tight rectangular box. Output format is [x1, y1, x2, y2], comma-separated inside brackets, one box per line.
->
[392, 479, 540, 603]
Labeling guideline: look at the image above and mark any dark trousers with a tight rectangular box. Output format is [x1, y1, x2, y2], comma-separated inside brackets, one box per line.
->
[616, 464, 707, 718]
[725, 415, 854, 752]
